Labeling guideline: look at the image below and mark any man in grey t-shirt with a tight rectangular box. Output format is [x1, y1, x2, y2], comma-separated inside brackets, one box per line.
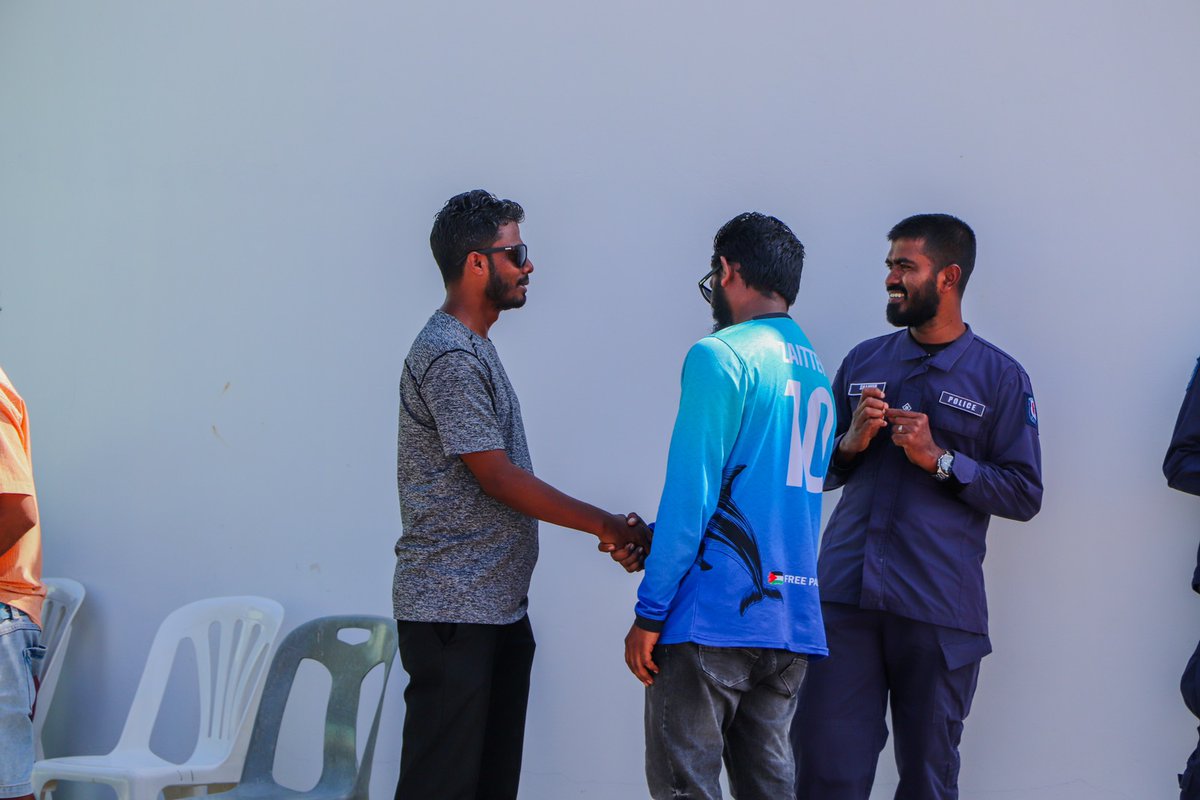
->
[393, 189, 651, 800]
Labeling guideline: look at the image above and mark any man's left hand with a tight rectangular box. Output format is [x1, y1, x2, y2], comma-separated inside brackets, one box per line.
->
[885, 408, 942, 473]
[624, 623, 660, 686]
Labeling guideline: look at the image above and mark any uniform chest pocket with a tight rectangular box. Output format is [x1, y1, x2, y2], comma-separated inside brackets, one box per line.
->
[930, 405, 988, 442]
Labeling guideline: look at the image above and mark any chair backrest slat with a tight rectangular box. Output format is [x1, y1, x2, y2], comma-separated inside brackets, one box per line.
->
[32, 578, 87, 760]
[114, 597, 285, 759]
[235, 615, 398, 800]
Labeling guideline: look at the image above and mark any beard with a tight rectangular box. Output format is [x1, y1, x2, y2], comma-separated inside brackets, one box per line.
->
[886, 278, 939, 327]
[485, 259, 527, 310]
[711, 280, 734, 332]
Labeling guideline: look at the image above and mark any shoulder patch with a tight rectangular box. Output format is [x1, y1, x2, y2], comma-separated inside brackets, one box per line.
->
[1025, 393, 1038, 428]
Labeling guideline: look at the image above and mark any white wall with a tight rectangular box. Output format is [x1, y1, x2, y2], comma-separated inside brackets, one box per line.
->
[2, 2, 1197, 798]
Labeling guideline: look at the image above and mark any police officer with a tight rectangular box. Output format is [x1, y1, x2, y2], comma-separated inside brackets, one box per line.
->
[793, 214, 1043, 800]
[1166, 356, 1200, 799]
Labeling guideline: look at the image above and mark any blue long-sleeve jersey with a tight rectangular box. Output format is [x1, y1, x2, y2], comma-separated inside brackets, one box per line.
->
[634, 315, 835, 656]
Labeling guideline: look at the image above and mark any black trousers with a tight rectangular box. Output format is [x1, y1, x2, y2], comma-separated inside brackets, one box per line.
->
[1181, 638, 1200, 799]
[394, 615, 536, 800]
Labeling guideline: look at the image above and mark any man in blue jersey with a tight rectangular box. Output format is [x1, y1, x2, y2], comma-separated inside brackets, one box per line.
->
[793, 214, 1043, 800]
[625, 212, 836, 800]
[1165, 356, 1200, 799]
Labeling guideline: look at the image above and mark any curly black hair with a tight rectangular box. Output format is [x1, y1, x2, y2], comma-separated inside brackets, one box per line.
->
[429, 190, 525, 285]
[887, 213, 976, 295]
[713, 212, 805, 306]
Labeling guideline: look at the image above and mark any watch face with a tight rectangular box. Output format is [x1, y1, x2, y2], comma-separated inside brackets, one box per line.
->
[937, 451, 954, 477]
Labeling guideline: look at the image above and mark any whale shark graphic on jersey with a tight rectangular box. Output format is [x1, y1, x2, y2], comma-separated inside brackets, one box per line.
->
[697, 464, 782, 614]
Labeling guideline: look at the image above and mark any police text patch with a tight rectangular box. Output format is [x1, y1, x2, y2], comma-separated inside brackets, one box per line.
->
[939, 391, 986, 417]
[848, 382, 886, 396]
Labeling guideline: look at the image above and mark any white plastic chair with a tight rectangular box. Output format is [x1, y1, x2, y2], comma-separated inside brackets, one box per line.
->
[32, 577, 87, 760]
[33, 596, 285, 800]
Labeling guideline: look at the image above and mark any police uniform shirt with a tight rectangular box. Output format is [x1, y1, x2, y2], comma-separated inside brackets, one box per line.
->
[1164, 356, 1200, 591]
[1166, 357, 1200, 498]
[818, 326, 1043, 636]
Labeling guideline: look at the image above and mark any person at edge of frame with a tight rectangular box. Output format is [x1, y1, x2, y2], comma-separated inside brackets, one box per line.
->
[1166, 355, 1200, 799]
[0, 314, 46, 800]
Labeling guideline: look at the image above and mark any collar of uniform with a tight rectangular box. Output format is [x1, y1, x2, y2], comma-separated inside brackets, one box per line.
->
[896, 325, 975, 371]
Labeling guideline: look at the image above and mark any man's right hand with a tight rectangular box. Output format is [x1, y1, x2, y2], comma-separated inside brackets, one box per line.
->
[597, 512, 651, 569]
[836, 386, 889, 464]
[459, 449, 653, 566]
[599, 513, 653, 572]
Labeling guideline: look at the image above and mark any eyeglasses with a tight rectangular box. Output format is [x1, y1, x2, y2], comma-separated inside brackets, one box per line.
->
[474, 243, 528, 269]
[698, 261, 721, 304]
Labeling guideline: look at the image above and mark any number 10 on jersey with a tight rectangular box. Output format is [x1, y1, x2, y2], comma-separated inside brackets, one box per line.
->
[784, 381, 835, 493]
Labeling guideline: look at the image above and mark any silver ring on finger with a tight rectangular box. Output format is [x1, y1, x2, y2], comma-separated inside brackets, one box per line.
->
[896, 425, 905, 434]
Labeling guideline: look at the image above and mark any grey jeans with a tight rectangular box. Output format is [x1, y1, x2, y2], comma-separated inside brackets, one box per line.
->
[645, 642, 807, 800]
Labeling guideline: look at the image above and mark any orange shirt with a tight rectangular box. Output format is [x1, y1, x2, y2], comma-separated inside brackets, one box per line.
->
[0, 365, 43, 626]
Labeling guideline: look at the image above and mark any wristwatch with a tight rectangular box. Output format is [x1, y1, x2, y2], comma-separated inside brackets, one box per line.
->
[933, 450, 955, 482]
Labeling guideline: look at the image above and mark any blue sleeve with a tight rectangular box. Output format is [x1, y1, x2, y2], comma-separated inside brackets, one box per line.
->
[634, 338, 744, 629]
[953, 366, 1043, 521]
[1165, 359, 1200, 497]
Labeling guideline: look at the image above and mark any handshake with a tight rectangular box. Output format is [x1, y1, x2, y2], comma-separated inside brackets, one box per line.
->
[597, 512, 654, 573]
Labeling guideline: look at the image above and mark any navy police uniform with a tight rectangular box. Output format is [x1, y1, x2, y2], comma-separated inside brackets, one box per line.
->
[1165, 357, 1200, 799]
[793, 326, 1042, 800]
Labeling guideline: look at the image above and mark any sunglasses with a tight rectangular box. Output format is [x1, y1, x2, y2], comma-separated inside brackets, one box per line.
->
[474, 243, 529, 269]
[698, 260, 721, 304]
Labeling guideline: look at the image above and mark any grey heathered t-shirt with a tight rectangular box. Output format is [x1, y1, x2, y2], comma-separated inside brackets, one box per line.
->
[393, 310, 538, 625]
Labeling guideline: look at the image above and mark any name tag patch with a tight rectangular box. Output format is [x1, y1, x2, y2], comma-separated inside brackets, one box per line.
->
[939, 391, 986, 418]
[848, 381, 886, 396]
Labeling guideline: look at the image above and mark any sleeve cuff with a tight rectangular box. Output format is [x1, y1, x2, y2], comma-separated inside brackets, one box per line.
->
[634, 615, 665, 633]
[825, 435, 859, 487]
[949, 450, 977, 493]
[1168, 472, 1200, 497]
